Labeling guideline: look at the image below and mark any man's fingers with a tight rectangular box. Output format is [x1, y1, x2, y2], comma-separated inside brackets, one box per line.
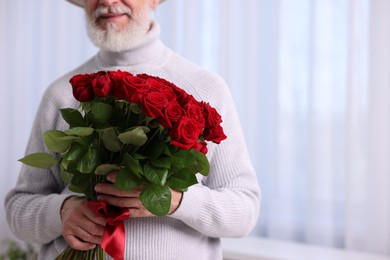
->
[97, 195, 143, 209]
[63, 220, 103, 245]
[93, 181, 156, 218]
[96, 195, 155, 217]
[78, 215, 106, 237]
[63, 233, 97, 251]
[61, 197, 106, 250]
[84, 207, 107, 227]
[65, 200, 107, 227]
[95, 183, 142, 197]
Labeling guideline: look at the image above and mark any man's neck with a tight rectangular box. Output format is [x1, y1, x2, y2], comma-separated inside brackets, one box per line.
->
[95, 21, 166, 70]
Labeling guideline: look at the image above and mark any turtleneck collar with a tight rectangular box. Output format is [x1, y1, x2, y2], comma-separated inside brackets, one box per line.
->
[95, 21, 168, 71]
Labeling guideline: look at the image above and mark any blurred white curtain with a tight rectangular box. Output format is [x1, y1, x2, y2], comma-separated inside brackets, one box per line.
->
[362, 0, 390, 253]
[158, 0, 390, 255]
[1, 0, 390, 256]
[0, 0, 97, 244]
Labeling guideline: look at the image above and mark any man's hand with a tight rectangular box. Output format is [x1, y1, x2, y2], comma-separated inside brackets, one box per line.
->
[60, 196, 107, 251]
[94, 172, 183, 217]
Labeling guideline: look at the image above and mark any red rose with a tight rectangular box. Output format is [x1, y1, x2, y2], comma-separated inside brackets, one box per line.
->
[184, 101, 205, 129]
[137, 74, 195, 107]
[170, 117, 202, 150]
[194, 141, 208, 154]
[110, 70, 133, 88]
[202, 102, 222, 128]
[203, 124, 227, 144]
[137, 75, 176, 102]
[144, 77, 170, 92]
[149, 84, 176, 103]
[91, 72, 112, 97]
[179, 94, 197, 108]
[69, 73, 94, 102]
[112, 74, 149, 103]
[123, 75, 149, 103]
[171, 85, 190, 105]
[110, 70, 133, 98]
[159, 102, 183, 129]
[145, 74, 189, 104]
[141, 92, 169, 119]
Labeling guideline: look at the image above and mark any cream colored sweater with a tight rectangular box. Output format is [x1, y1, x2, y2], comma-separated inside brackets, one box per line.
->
[5, 22, 260, 260]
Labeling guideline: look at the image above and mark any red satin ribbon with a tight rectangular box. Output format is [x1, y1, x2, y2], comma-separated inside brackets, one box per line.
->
[88, 201, 130, 260]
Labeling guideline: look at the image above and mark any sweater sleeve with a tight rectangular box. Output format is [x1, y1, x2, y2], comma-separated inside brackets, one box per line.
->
[4, 84, 73, 244]
[170, 76, 261, 238]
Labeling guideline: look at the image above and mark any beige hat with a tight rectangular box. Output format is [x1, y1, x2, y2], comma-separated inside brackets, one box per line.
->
[67, 0, 165, 7]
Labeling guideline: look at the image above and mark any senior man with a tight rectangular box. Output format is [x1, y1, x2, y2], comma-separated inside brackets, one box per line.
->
[5, 0, 260, 259]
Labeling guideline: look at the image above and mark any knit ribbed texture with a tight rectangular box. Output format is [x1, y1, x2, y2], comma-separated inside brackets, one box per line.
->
[5, 21, 260, 260]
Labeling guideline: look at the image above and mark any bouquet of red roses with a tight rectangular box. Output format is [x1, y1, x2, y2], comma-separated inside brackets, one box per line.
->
[19, 70, 227, 259]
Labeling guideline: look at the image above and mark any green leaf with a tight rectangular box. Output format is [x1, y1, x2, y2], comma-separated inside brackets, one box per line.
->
[18, 153, 58, 168]
[163, 145, 172, 157]
[60, 166, 73, 185]
[98, 127, 122, 152]
[76, 147, 100, 174]
[94, 164, 122, 176]
[68, 184, 84, 194]
[76, 135, 94, 147]
[130, 126, 150, 132]
[190, 149, 210, 176]
[70, 174, 93, 198]
[118, 127, 148, 146]
[130, 103, 143, 114]
[133, 153, 148, 160]
[58, 136, 80, 141]
[140, 184, 171, 216]
[43, 130, 74, 153]
[171, 149, 197, 170]
[121, 154, 141, 177]
[62, 142, 87, 161]
[142, 131, 165, 158]
[60, 108, 86, 127]
[64, 127, 94, 137]
[150, 156, 172, 169]
[167, 168, 198, 190]
[61, 159, 77, 172]
[143, 163, 168, 186]
[80, 103, 91, 113]
[114, 168, 143, 190]
[91, 102, 114, 122]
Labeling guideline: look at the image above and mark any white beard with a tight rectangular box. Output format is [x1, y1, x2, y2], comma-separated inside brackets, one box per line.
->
[86, 5, 153, 52]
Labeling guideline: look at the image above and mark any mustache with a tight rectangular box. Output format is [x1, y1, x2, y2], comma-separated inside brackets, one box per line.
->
[93, 5, 132, 19]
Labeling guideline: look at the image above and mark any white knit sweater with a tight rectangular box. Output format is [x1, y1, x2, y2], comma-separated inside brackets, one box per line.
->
[5, 22, 260, 260]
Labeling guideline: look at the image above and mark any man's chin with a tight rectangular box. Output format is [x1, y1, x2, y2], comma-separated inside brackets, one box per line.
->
[87, 21, 148, 52]
[89, 35, 136, 53]
[96, 17, 129, 32]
